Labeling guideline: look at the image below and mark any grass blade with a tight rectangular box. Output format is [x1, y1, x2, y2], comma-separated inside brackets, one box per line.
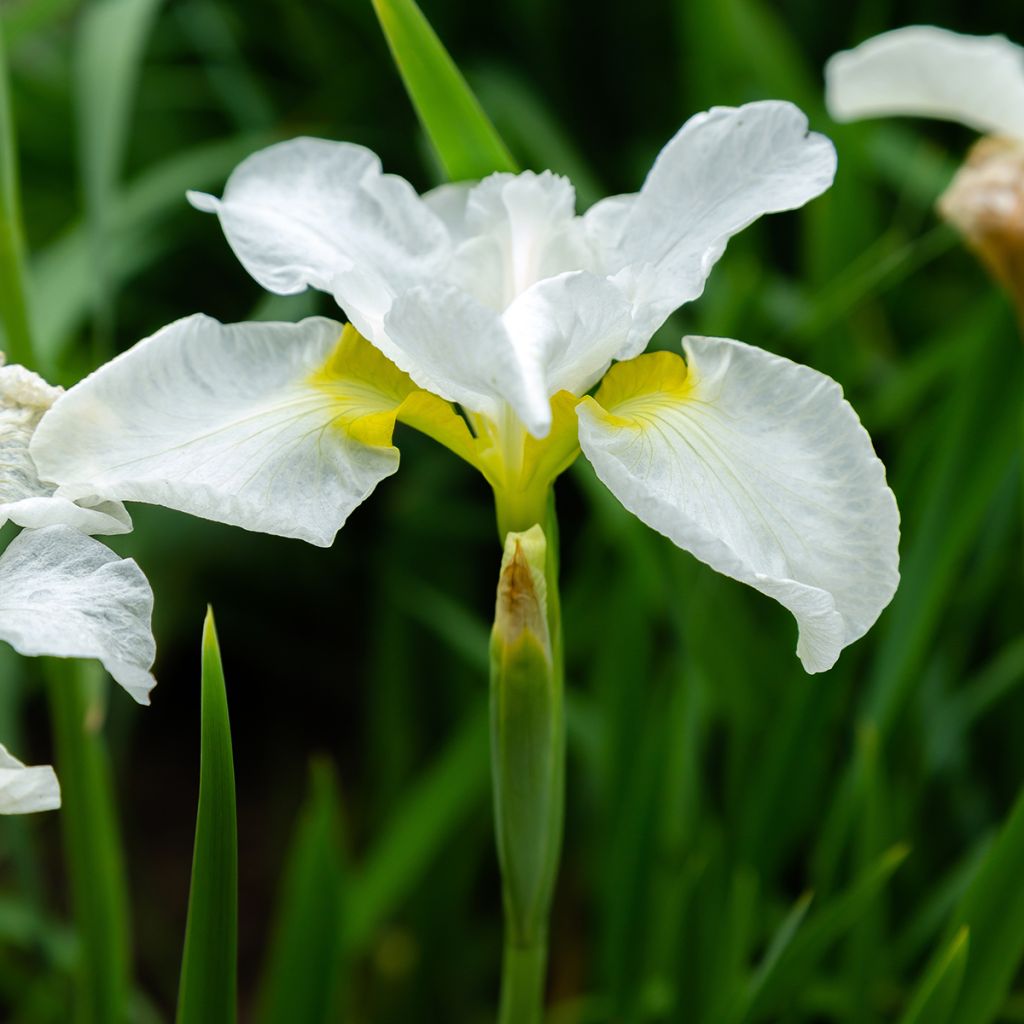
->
[256, 760, 348, 1024]
[343, 703, 489, 950]
[45, 661, 131, 1024]
[370, 0, 516, 179]
[947, 782, 1024, 1024]
[74, 0, 163, 351]
[744, 844, 910, 1021]
[899, 927, 969, 1024]
[176, 608, 237, 1024]
[30, 131, 272, 370]
[0, 18, 34, 364]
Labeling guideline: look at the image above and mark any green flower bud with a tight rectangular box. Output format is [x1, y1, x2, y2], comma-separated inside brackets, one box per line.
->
[489, 524, 564, 1009]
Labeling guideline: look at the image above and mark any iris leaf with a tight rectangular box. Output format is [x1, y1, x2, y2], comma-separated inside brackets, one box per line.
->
[370, 0, 517, 180]
[898, 927, 969, 1024]
[256, 760, 348, 1024]
[176, 608, 238, 1024]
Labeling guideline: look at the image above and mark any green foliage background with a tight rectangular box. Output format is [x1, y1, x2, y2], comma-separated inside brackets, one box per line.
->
[1, 0, 1023, 1020]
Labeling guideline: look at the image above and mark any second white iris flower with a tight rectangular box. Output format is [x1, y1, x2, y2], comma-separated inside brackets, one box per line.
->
[29, 100, 900, 674]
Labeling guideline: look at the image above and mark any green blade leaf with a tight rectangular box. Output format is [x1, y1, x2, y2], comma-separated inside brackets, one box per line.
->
[30, 131, 273, 372]
[744, 844, 910, 1021]
[898, 927, 969, 1024]
[0, 18, 35, 364]
[73, 0, 163, 349]
[45, 661, 131, 1024]
[343, 703, 489, 951]
[948, 782, 1024, 1024]
[176, 608, 237, 1024]
[370, 0, 517, 180]
[256, 760, 348, 1024]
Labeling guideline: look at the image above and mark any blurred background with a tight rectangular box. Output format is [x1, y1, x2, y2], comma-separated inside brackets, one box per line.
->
[1, 0, 1023, 1020]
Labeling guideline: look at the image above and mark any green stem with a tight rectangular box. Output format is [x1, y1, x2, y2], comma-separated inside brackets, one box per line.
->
[499, 939, 549, 1024]
[46, 662, 130, 1024]
[0, 20, 35, 367]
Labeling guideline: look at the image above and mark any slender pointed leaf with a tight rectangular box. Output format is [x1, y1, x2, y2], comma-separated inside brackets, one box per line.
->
[46, 661, 131, 1024]
[370, 0, 516, 180]
[176, 608, 237, 1024]
[343, 703, 488, 950]
[744, 844, 910, 1020]
[899, 927, 969, 1024]
[0, 19, 34, 364]
[74, 0, 163, 349]
[256, 760, 348, 1024]
[948, 782, 1024, 1024]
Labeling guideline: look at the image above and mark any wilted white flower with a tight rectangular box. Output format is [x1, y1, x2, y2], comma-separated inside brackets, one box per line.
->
[826, 26, 1024, 306]
[0, 358, 157, 813]
[31, 100, 900, 674]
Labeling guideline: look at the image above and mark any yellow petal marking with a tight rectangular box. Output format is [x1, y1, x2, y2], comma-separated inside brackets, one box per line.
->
[582, 350, 696, 426]
[309, 325, 486, 470]
[307, 324, 415, 446]
[309, 325, 586, 498]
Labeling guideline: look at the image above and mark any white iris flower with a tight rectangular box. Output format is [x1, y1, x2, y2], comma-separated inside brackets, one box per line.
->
[826, 26, 1024, 299]
[30, 100, 899, 675]
[0, 358, 157, 813]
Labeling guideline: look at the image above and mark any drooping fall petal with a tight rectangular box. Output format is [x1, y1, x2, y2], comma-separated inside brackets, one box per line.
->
[577, 337, 899, 673]
[0, 526, 156, 703]
[31, 317, 416, 547]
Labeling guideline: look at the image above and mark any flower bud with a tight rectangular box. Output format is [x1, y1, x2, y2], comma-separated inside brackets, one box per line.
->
[489, 524, 563, 953]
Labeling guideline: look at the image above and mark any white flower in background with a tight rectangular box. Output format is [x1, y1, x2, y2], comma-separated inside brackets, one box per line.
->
[0, 358, 131, 535]
[31, 100, 900, 674]
[0, 743, 59, 815]
[0, 357, 158, 813]
[826, 26, 1024, 302]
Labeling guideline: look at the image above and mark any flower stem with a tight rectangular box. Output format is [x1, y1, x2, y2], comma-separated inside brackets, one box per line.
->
[46, 662, 131, 1024]
[498, 938, 549, 1024]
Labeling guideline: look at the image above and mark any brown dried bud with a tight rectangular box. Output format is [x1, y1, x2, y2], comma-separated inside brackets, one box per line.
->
[493, 526, 550, 656]
[938, 135, 1024, 320]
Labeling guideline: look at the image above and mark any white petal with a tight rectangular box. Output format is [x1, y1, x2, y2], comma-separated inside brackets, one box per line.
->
[825, 26, 1024, 139]
[0, 363, 131, 535]
[30, 315, 407, 547]
[0, 525, 156, 703]
[585, 102, 836, 352]
[0, 744, 60, 814]
[188, 137, 449, 329]
[578, 338, 899, 673]
[421, 181, 474, 239]
[383, 286, 553, 436]
[502, 271, 633, 397]
[450, 171, 598, 309]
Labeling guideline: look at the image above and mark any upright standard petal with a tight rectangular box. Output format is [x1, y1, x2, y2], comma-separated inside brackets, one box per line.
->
[577, 338, 899, 673]
[31, 317, 416, 547]
[0, 526, 156, 703]
[383, 285, 554, 436]
[825, 27, 1024, 139]
[585, 102, 836, 352]
[0, 360, 131, 535]
[502, 271, 633, 398]
[0, 745, 60, 814]
[187, 137, 449, 337]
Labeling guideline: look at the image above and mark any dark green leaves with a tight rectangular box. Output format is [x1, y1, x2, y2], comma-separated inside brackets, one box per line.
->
[256, 762, 347, 1024]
